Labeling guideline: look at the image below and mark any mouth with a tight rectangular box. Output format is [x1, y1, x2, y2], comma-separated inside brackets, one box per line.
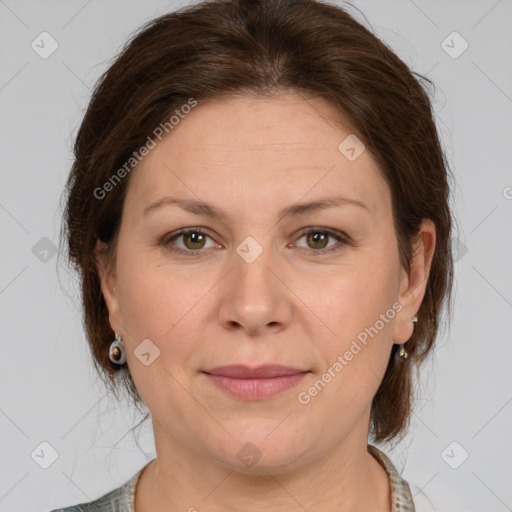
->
[202, 365, 309, 400]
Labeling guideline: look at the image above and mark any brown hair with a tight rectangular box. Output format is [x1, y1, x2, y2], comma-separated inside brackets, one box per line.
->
[60, 0, 453, 444]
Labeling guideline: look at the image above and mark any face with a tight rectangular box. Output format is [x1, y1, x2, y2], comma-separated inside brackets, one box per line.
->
[98, 91, 433, 473]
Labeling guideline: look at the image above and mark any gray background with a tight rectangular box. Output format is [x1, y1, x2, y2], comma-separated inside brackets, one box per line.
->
[0, 0, 511, 511]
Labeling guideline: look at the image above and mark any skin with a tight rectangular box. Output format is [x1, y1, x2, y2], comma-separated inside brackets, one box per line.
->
[97, 90, 435, 512]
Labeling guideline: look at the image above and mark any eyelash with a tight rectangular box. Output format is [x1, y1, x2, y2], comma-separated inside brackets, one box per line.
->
[162, 227, 348, 257]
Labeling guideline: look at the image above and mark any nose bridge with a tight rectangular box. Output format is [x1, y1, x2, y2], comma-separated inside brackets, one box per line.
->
[218, 233, 290, 333]
[233, 234, 277, 306]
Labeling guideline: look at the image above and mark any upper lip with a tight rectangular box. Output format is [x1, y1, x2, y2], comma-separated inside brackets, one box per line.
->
[203, 365, 308, 379]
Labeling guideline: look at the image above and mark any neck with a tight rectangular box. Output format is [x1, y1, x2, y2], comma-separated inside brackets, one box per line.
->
[135, 427, 391, 512]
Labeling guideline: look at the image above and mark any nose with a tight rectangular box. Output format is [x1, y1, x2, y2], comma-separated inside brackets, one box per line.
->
[217, 244, 293, 336]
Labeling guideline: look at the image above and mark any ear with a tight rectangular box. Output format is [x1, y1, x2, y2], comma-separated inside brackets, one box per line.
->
[95, 239, 123, 335]
[393, 219, 436, 344]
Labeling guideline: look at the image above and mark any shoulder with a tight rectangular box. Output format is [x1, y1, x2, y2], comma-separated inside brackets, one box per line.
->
[48, 485, 125, 512]
[48, 465, 144, 512]
[48, 486, 122, 511]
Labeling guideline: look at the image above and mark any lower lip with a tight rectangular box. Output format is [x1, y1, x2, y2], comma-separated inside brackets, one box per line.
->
[204, 372, 308, 400]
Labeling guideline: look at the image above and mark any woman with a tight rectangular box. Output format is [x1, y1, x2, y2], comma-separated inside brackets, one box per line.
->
[52, 0, 453, 510]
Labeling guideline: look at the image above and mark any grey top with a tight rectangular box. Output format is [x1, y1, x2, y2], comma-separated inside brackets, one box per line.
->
[49, 445, 415, 511]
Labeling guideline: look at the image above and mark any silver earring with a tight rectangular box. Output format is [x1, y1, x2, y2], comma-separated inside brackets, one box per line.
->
[398, 344, 408, 360]
[397, 315, 417, 360]
[109, 333, 126, 365]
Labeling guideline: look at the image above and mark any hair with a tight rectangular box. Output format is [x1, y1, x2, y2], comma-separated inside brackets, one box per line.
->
[60, 0, 453, 444]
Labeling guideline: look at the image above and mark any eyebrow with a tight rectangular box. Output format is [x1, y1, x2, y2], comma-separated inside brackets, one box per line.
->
[143, 194, 369, 221]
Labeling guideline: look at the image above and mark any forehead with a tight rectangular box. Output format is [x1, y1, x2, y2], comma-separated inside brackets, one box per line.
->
[160, 91, 354, 151]
[124, 91, 390, 216]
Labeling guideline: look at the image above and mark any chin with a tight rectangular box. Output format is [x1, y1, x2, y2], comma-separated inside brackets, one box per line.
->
[210, 421, 314, 474]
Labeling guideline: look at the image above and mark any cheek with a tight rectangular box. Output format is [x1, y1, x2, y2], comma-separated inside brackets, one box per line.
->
[297, 276, 398, 428]
[113, 256, 197, 414]
[115, 245, 198, 338]
[313, 253, 399, 340]
[113, 243, 210, 367]
[303, 246, 401, 394]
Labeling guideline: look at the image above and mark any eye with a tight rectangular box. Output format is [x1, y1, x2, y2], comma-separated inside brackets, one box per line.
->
[164, 228, 218, 254]
[293, 228, 347, 255]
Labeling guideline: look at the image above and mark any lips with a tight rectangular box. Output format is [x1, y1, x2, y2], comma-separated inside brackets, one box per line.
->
[202, 365, 309, 400]
[203, 364, 306, 379]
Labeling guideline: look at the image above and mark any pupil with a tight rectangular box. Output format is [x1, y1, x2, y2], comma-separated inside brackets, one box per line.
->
[187, 232, 204, 248]
[309, 232, 327, 248]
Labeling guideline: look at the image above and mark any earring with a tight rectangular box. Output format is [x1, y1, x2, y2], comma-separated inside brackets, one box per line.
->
[398, 344, 408, 360]
[397, 315, 417, 360]
[109, 332, 126, 365]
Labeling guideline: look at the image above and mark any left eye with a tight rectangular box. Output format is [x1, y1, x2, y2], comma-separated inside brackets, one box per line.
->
[293, 228, 346, 253]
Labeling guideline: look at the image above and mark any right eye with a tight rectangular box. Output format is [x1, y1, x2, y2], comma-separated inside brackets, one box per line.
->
[163, 228, 218, 254]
